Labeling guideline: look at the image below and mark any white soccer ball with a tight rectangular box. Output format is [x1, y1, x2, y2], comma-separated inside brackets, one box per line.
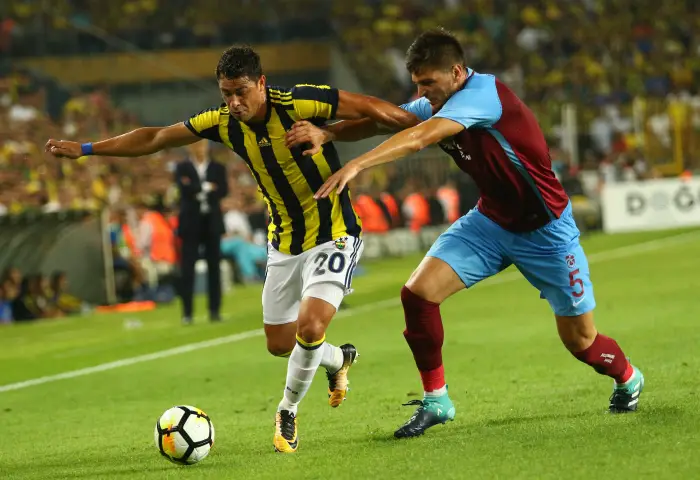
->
[154, 405, 215, 465]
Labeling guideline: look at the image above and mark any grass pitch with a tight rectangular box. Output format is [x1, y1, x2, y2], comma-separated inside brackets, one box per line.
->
[1, 228, 699, 479]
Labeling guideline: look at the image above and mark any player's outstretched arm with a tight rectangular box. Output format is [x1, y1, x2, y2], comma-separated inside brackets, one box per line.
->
[314, 117, 463, 199]
[335, 90, 420, 132]
[285, 118, 389, 156]
[286, 86, 420, 155]
[45, 123, 200, 159]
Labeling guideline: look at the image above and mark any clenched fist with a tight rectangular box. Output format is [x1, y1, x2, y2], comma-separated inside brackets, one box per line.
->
[45, 139, 83, 159]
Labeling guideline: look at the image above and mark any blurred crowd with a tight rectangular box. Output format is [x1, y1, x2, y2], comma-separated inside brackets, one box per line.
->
[0, 266, 81, 323]
[0, 70, 173, 215]
[335, 0, 700, 173]
[1, 0, 330, 56]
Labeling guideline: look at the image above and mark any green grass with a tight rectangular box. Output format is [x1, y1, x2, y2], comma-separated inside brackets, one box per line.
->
[1, 228, 699, 479]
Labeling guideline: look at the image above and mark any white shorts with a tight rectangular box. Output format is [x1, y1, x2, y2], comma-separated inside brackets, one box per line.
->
[262, 236, 364, 325]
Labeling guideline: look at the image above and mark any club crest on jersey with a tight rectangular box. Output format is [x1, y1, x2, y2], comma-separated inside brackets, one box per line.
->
[334, 237, 347, 250]
[566, 254, 576, 269]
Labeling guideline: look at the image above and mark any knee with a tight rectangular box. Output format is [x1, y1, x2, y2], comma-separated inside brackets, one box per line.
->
[402, 281, 442, 306]
[296, 319, 326, 345]
[295, 295, 336, 345]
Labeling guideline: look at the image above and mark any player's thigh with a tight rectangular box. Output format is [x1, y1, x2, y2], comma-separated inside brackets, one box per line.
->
[296, 284, 344, 342]
[262, 246, 303, 326]
[418, 210, 511, 302]
[555, 311, 598, 352]
[405, 256, 465, 304]
[511, 204, 596, 316]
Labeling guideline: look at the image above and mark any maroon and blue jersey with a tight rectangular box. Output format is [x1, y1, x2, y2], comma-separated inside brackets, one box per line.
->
[401, 69, 569, 232]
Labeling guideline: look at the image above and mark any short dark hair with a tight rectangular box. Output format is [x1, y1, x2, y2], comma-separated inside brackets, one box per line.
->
[216, 45, 263, 81]
[405, 28, 465, 74]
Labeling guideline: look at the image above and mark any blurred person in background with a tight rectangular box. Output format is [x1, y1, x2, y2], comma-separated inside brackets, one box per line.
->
[0, 280, 16, 324]
[109, 208, 148, 301]
[12, 274, 46, 321]
[50, 271, 82, 316]
[38, 274, 63, 318]
[400, 177, 432, 233]
[436, 179, 460, 224]
[220, 193, 267, 284]
[1, 267, 22, 288]
[174, 140, 228, 323]
[135, 197, 178, 303]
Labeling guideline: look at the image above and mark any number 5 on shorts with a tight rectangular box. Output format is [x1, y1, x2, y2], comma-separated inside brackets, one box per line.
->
[569, 268, 584, 298]
[313, 252, 346, 276]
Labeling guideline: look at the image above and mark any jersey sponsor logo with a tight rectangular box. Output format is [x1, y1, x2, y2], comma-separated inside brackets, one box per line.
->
[439, 139, 470, 161]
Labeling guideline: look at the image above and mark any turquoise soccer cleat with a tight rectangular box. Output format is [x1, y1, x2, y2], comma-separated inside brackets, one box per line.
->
[394, 390, 456, 438]
[609, 365, 644, 413]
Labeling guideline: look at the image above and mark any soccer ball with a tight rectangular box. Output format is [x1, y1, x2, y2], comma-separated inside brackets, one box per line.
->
[154, 405, 215, 465]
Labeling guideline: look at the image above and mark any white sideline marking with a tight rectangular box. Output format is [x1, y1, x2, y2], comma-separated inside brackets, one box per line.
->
[1, 230, 698, 394]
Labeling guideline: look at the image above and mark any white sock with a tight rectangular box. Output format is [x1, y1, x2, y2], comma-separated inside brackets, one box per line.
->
[319, 342, 344, 374]
[278, 337, 326, 414]
[424, 385, 447, 398]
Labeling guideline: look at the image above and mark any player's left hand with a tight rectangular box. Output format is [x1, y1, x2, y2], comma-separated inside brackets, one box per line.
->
[314, 163, 360, 199]
[285, 121, 330, 156]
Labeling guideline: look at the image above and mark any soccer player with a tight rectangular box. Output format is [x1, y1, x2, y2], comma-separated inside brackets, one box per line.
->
[293, 28, 645, 438]
[45, 45, 419, 452]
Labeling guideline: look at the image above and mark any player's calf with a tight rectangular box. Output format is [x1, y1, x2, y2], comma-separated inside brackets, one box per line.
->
[557, 313, 644, 413]
[395, 284, 457, 438]
[273, 295, 350, 452]
[401, 286, 445, 378]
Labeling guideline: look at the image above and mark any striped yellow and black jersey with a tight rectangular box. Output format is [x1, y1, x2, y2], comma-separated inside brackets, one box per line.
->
[184, 84, 362, 255]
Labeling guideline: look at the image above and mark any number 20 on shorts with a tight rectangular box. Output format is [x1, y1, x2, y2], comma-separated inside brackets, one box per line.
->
[313, 252, 346, 276]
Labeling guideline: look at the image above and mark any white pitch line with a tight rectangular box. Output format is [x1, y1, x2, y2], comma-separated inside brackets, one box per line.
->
[1, 230, 698, 394]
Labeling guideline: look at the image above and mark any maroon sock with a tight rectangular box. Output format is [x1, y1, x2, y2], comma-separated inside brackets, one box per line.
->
[401, 286, 446, 391]
[573, 333, 634, 383]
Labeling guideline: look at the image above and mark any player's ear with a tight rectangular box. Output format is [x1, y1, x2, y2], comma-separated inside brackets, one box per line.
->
[258, 75, 266, 91]
[452, 64, 462, 80]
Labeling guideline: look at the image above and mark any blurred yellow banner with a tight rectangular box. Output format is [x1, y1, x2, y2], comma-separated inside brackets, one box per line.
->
[17, 41, 330, 86]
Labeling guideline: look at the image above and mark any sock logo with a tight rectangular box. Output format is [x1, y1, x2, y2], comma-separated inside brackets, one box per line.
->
[286, 387, 299, 395]
[600, 353, 615, 364]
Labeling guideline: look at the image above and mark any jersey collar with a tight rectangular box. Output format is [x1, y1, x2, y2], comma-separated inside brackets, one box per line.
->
[462, 68, 475, 90]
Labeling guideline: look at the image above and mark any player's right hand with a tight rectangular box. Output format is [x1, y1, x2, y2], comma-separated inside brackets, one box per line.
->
[45, 139, 82, 159]
[284, 121, 330, 156]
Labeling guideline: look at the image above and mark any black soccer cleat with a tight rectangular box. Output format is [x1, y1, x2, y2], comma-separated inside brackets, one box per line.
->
[609, 366, 644, 413]
[394, 396, 456, 439]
